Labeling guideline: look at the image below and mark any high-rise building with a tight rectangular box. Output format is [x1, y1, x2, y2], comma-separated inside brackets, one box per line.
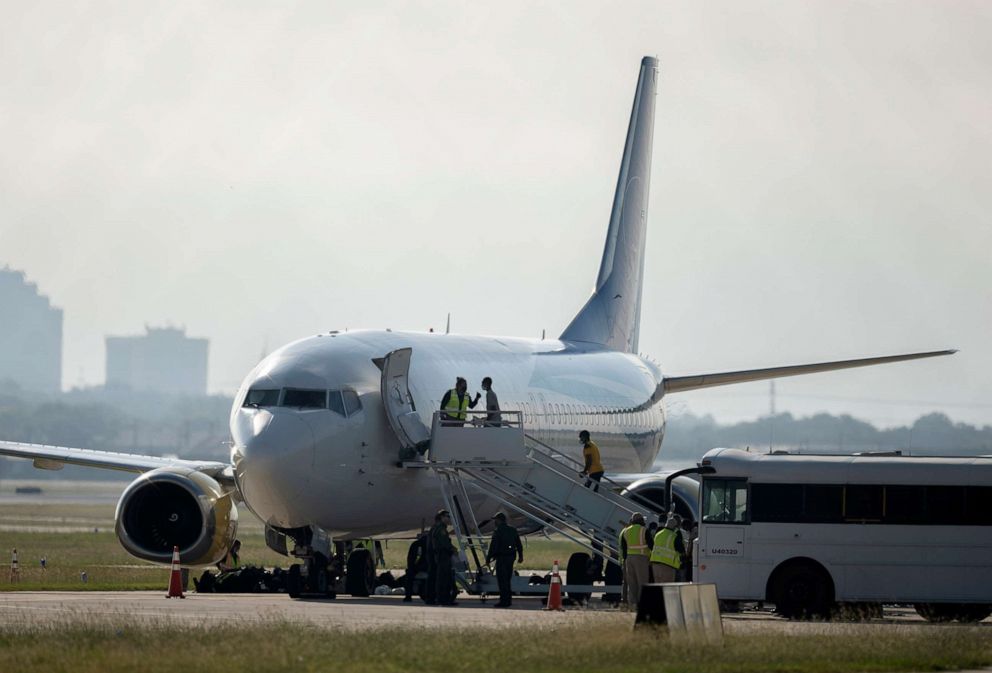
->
[105, 326, 208, 395]
[0, 268, 63, 392]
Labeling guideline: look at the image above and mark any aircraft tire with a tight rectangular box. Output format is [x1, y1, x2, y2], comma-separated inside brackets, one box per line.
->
[287, 564, 302, 599]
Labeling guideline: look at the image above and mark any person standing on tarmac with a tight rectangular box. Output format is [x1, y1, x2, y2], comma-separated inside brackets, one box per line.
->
[578, 430, 604, 492]
[404, 531, 429, 602]
[431, 509, 458, 606]
[650, 514, 685, 583]
[485, 512, 523, 608]
[619, 513, 651, 609]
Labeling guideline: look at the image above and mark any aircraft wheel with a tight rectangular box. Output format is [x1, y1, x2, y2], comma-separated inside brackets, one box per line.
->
[566, 552, 592, 603]
[287, 564, 302, 599]
[345, 547, 375, 597]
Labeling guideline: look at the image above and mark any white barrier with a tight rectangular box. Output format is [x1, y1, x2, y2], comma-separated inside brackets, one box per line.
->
[636, 582, 724, 645]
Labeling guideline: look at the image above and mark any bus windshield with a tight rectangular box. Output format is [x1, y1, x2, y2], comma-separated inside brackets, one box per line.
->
[702, 478, 748, 523]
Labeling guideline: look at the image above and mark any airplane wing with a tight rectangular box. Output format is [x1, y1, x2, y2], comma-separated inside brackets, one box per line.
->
[662, 349, 956, 395]
[0, 440, 231, 481]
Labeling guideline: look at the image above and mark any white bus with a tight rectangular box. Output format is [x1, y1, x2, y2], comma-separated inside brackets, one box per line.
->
[693, 448, 992, 622]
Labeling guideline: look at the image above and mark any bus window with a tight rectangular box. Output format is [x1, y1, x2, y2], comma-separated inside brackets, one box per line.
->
[702, 478, 748, 524]
[751, 484, 803, 522]
[804, 485, 844, 523]
[845, 485, 883, 521]
[965, 487, 992, 525]
[885, 485, 927, 524]
[927, 486, 965, 524]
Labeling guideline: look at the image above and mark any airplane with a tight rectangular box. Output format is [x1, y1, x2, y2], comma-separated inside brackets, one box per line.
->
[0, 56, 953, 597]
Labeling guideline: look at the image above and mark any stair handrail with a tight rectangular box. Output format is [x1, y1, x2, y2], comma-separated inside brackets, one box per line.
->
[522, 433, 630, 495]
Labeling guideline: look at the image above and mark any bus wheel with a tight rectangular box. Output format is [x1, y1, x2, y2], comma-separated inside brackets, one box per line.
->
[566, 552, 592, 603]
[772, 562, 833, 620]
[916, 603, 992, 623]
[954, 604, 992, 623]
[345, 548, 375, 597]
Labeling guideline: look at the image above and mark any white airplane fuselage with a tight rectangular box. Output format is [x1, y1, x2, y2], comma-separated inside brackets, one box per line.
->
[230, 329, 665, 538]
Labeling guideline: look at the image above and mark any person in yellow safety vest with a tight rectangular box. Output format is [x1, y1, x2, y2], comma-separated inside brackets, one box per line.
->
[650, 514, 686, 583]
[439, 377, 480, 426]
[619, 512, 652, 610]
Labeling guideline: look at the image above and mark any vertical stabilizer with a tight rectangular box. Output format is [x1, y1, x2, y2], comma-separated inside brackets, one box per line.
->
[560, 56, 658, 353]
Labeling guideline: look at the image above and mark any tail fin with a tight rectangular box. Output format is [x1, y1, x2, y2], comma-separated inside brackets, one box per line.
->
[560, 56, 658, 353]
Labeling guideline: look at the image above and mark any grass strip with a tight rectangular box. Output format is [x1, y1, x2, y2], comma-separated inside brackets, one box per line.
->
[0, 622, 989, 673]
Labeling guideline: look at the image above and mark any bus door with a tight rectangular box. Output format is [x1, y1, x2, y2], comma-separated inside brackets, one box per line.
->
[699, 477, 750, 597]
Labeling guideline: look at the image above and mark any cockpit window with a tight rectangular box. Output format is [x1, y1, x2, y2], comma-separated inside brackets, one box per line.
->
[328, 390, 345, 416]
[281, 389, 326, 409]
[243, 389, 280, 407]
[343, 390, 362, 416]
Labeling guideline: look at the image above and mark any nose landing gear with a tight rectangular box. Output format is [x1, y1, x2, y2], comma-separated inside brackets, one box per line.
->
[286, 552, 335, 599]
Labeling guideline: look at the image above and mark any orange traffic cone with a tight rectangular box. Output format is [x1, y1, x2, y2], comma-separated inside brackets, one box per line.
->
[166, 546, 185, 599]
[545, 559, 563, 611]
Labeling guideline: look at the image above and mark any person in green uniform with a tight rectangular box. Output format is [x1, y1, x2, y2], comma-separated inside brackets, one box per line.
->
[485, 512, 523, 608]
[431, 509, 458, 605]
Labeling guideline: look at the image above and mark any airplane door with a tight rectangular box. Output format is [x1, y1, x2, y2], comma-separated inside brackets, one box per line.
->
[380, 348, 431, 457]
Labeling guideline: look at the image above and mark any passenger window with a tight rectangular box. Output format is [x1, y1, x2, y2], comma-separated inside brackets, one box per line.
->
[702, 478, 748, 524]
[281, 389, 326, 409]
[328, 390, 345, 416]
[243, 389, 279, 407]
[343, 390, 362, 416]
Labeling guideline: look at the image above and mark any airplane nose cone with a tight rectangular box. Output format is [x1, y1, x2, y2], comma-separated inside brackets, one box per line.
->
[232, 409, 315, 525]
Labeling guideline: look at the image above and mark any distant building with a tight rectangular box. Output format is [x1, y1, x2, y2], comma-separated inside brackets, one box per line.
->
[0, 268, 63, 392]
[105, 326, 208, 395]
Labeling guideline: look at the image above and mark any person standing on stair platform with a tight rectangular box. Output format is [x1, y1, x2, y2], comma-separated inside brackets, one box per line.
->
[650, 514, 685, 583]
[619, 513, 651, 609]
[578, 430, 604, 492]
[481, 377, 502, 426]
[486, 512, 523, 608]
[440, 377, 480, 426]
[431, 510, 458, 605]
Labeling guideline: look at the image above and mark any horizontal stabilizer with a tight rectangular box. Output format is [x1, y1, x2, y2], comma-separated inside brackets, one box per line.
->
[663, 349, 957, 395]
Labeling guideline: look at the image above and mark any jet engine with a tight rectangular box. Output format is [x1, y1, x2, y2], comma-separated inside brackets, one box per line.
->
[115, 467, 238, 566]
[621, 474, 700, 524]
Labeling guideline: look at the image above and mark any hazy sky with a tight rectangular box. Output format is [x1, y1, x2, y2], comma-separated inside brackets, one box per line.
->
[2, 1, 989, 428]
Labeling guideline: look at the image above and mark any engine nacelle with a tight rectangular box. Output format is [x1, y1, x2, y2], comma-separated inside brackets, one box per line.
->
[115, 467, 238, 566]
[622, 474, 700, 525]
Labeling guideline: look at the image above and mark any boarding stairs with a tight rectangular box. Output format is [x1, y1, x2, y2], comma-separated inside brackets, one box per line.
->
[405, 410, 656, 596]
